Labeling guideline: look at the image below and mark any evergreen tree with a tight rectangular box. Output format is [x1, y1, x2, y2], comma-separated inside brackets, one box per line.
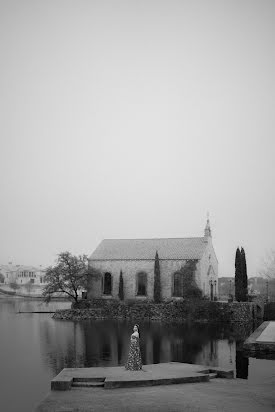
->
[118, 270, 124, 301]
[240, 247, 248, 301]
[235, 247, 242, 301]
[174, 260, 201, 299]
[154, 251, 161, 303]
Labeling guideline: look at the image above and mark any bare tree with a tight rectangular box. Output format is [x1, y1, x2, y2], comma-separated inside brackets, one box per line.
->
[43, 251, 89, 303]
[258, 249, 275, 280]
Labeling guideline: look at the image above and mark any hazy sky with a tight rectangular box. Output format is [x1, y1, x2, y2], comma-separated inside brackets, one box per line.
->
[0, 0, 274, 276]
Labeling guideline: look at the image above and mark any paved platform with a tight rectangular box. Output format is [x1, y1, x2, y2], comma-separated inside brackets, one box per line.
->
[36, 375, 275, 412]
[256, 321, 275, 342]
[243, 321, 275, 356]
[51, 362, 233, 391]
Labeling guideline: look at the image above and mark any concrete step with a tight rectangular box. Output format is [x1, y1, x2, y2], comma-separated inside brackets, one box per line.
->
[73, 377, 105, 383]
[72, 381, 104, 388]
[209, 373, 218, 379]
[104, 373, 210, 389]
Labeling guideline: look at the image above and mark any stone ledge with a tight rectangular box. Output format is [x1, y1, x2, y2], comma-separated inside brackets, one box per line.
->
[53, 300, 260, 323]
[197, 367, 234, 379]
[104, 374, 209, 389]
[50, 363, 234, 391]
[243, 321, 275, 358]
[51, 375, 73, 391]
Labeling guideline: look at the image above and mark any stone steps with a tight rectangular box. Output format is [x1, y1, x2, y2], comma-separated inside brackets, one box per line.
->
[73, 377, 105, 382]
[70, 373, 219, 389]
[72, 381, 105, 388]
[72, 377, 105, 388]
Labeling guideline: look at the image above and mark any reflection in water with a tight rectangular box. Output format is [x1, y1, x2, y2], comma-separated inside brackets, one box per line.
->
[228, 338, 234, 365]
[101, 343, 111, 361]
[39, 319, 87, 375]
[236, 350, 249, 379]
[38, 318, 258, 377]
[235, 336, 249, 379]
[0, 297, 273, 412]
[153, 339, 160, 364]
[117, 339, 123, 363]
[0, 298, 71, 315]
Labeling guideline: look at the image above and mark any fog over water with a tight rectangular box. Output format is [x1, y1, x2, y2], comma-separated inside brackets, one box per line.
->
[0, 0, 275, 276]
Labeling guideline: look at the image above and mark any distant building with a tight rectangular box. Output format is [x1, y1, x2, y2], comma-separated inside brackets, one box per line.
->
[88, 219, 218, 301]
[0, 264, 46, 286]
[218, 277, 235, 299]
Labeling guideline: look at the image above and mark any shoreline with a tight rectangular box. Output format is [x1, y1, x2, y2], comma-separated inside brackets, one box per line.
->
[0, 290, 70, 301]
[52, 299, 262, 323]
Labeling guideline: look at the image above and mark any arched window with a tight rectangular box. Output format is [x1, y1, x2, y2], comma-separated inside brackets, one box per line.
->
[101, 343, 111, 361]
[173, 272, 184, 297]
[136, 272, 147, 296]
[103, 272, 112, 295]
[207, 265, 215, 277]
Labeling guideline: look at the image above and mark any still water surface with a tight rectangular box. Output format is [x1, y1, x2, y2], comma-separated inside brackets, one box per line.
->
[0, 297, 274, 412]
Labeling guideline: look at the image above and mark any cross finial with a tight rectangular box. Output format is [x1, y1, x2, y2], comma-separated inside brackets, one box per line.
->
[204, 214, 212, 238]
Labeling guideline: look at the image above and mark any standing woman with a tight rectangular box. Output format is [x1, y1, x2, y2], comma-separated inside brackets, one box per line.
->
[125, 324, 142, 370]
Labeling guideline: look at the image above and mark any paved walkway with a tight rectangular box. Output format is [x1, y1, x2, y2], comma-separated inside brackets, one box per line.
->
[36, 376, 275, 412]
[256, 321, 275, 342]
[244, 321, 275, 355]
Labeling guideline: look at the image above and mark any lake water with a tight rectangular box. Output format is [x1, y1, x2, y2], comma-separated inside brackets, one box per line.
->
[0, 297, 274, 412]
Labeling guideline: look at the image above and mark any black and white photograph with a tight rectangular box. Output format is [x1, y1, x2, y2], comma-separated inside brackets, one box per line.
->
[0, 1, 274, 411]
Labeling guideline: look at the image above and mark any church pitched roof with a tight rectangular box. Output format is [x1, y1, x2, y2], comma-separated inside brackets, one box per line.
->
[89, 237, 208, 261]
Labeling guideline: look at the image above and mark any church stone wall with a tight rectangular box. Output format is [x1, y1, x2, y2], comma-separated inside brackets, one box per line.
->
[199, 239, 218, 297]
[88, 259, 200, 301]
[88, 260, 154, 300]
[159, 259, 199, 299]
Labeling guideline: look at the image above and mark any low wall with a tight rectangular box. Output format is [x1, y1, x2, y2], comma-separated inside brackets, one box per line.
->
[264, 302, 275, 320]
[53, 299, 260, 323]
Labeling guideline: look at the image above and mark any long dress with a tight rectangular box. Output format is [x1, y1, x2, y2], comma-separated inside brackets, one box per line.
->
[125, 335, 142, 370]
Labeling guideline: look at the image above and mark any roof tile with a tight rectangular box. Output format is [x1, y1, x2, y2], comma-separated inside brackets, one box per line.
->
[89, 238, 207, 260]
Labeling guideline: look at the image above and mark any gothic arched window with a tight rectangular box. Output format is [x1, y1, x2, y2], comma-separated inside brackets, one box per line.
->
[136, 272, 147, 296]
[103, 272, 112, 295]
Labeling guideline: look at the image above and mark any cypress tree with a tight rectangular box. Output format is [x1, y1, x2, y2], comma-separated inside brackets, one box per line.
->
[154, 251, 161, 303]
[240, 247, 248, 301]
[118, 270, 124, 301]
[235, 247, 242, 301]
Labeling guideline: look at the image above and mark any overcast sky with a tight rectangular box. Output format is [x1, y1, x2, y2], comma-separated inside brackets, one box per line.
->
[0, 0, 274, 277]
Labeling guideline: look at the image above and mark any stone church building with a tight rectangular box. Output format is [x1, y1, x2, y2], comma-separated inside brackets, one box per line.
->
[87, 219, 218, 301]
